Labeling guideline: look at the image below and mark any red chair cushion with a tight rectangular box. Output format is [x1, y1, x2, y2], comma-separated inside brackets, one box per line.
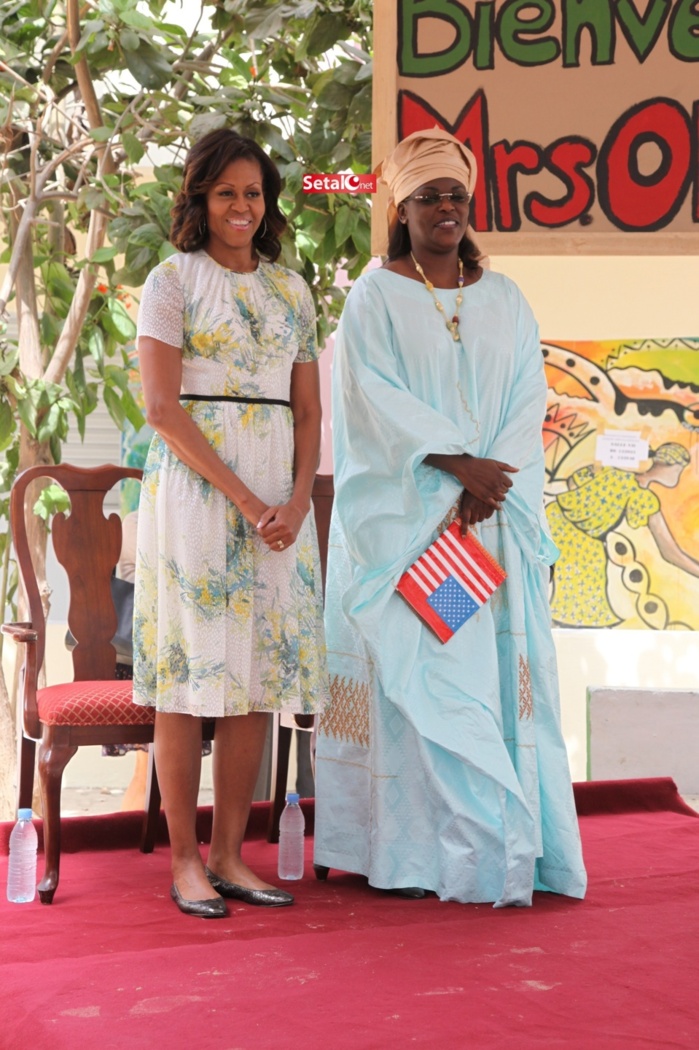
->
[37, 681, 156, 727]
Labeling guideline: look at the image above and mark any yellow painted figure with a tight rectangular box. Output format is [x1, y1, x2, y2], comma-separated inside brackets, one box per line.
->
[546, 443, 699, 627]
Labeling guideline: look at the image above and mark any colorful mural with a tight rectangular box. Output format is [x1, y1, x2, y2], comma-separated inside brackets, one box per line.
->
[543, 338, 699, 630]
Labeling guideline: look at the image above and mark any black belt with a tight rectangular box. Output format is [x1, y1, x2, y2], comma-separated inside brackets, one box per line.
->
[180, 394, 291, 407]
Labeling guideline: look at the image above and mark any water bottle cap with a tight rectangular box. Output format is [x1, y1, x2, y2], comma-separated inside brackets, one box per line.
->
[17, 808, 33, 820]
[286, 792, 300, 804]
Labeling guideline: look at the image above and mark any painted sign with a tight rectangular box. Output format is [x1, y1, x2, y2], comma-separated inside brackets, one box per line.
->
[542, 337, 699, 629]
[373, 0, 699, 253]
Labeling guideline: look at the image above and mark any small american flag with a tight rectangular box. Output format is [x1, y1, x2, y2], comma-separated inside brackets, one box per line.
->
[396, 520, 506, 643]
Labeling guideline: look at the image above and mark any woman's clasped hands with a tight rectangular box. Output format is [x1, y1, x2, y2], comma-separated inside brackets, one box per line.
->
[458, 456, 518, 532]
[257, 501, 307, 552]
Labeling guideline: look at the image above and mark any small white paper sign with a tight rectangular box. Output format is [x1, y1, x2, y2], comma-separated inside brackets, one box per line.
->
[595, 430, 649, 470]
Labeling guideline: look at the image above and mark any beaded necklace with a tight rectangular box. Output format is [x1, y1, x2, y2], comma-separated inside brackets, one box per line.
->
[410, 252, 464, 342]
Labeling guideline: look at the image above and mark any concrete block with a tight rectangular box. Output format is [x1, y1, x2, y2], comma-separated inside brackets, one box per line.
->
[587, 686, 699, 794]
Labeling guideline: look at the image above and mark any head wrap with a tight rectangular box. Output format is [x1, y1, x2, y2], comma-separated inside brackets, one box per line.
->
[374, 127, 484, 261]
[652, 442, 690, 466]
[375, 127, 478, 207]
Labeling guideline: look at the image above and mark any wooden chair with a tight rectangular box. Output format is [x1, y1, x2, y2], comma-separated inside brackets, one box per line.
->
[2, 463, 161, 904]
[266, 473, 334, 842]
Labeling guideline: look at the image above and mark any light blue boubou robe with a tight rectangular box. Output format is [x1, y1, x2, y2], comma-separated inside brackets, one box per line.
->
[313, 267, 587, 906]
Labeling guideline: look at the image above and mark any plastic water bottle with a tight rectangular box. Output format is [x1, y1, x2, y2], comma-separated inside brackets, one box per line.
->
[278, 792, 305, 880]
[6, 808, 38, 903]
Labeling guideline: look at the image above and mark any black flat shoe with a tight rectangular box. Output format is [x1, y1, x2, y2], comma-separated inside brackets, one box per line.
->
[386, 887, 427, 899]
[170, 883, 228, 919]
[205, 867, 294, 907]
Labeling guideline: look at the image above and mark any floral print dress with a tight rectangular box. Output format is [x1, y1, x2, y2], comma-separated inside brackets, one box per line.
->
[132, 251, 328, 718]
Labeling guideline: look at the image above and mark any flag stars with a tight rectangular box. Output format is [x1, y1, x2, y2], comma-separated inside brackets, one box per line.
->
[427, 576, 479, 631]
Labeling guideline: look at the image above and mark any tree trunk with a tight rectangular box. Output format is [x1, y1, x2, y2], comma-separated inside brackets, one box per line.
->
[0, 222, 54, 819]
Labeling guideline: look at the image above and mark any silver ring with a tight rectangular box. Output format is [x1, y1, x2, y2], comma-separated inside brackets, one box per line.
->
[277, 540, 284, 549]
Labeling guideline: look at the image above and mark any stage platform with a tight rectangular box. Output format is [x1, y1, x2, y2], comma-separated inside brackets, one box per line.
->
[1, 780, 698, 1050]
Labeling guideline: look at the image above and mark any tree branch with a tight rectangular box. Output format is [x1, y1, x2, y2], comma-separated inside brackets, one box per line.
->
[66, 0, 116, 177]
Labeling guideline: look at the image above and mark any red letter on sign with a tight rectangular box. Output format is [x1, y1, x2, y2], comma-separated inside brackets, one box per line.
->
[526, 137, 597, 228]
[597, 98, 692, 231]
[694, 100, 699, 223]
[398, 89, 492, 232]
[491, 140, 542, 230]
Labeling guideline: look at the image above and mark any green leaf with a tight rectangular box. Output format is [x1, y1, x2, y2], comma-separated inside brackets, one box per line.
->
[87, 30, 110, 55]
[43, 261, 75, 303]
[104, 365, 128, 392]
[125, 243, 154, 273]
[102, 299, 136, 345]
[127, 223, 163, 248]
[0, 346, 19, 377]
[332, 61, 363, 87]
[120, 387, 145, 432]
[32, 483, 71, 522]
[122, 131, 145, 164]
[188, 113, 228, 140]
[0, 401, 16, 452]
[40, 312, 62, 348]
[37, 402, 62, 444]
[334, 205, 357, 248]
[120, 10, 153, 31]
[123, 42, 173, 90]
[305, 14, 350, 56]
[91, 245, 120, 263]
[87, 327, 105, 366]
[49, 433, 63, 465]
[90, 126, 113, 143]
[348, 84, 372, 126]
[119, 28, 140, 52]
[16, 395, 38, 438]
[103, 386, 126, 429]
[315, 79, 353, 111]
[158, 242, 177, 262]
[75, 18, 105, 52]
[83, 186, 108, 210]
[352, 221, 372, 257]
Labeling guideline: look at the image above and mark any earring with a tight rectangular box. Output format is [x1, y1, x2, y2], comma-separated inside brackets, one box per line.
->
[258, 217, 268, 238]
[198, 218, 207, 237]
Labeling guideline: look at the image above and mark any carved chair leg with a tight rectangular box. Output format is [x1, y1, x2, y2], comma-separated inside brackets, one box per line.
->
[267, 723, 293, 844]
[17, 734, 36, 812]
[140, 745, 161, 854]
[37, 735, 77, 904]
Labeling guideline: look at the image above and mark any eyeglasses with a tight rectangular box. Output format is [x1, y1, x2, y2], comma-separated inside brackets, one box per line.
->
[403, 191, 472, 206]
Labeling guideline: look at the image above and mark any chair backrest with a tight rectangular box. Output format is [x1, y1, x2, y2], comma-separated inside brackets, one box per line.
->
[11, 463, 142, 691]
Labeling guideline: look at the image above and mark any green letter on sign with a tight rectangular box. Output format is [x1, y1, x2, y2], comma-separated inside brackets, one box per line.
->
[498, 0, 559, 66]
[399, 0, 473, 76]
[562, 0, 614, 66]
[669, 0, 699, 60]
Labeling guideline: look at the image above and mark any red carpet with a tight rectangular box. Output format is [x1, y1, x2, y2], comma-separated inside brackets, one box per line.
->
[1, 780, 698, 1050]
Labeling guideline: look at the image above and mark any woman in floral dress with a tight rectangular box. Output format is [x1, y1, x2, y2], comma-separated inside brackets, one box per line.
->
[134, 129, 327, 918]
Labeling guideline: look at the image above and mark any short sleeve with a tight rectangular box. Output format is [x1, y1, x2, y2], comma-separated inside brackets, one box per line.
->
[626, 486, 661, 528]
[137, 261, 185, 349]
[293, 282, 319, 363]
